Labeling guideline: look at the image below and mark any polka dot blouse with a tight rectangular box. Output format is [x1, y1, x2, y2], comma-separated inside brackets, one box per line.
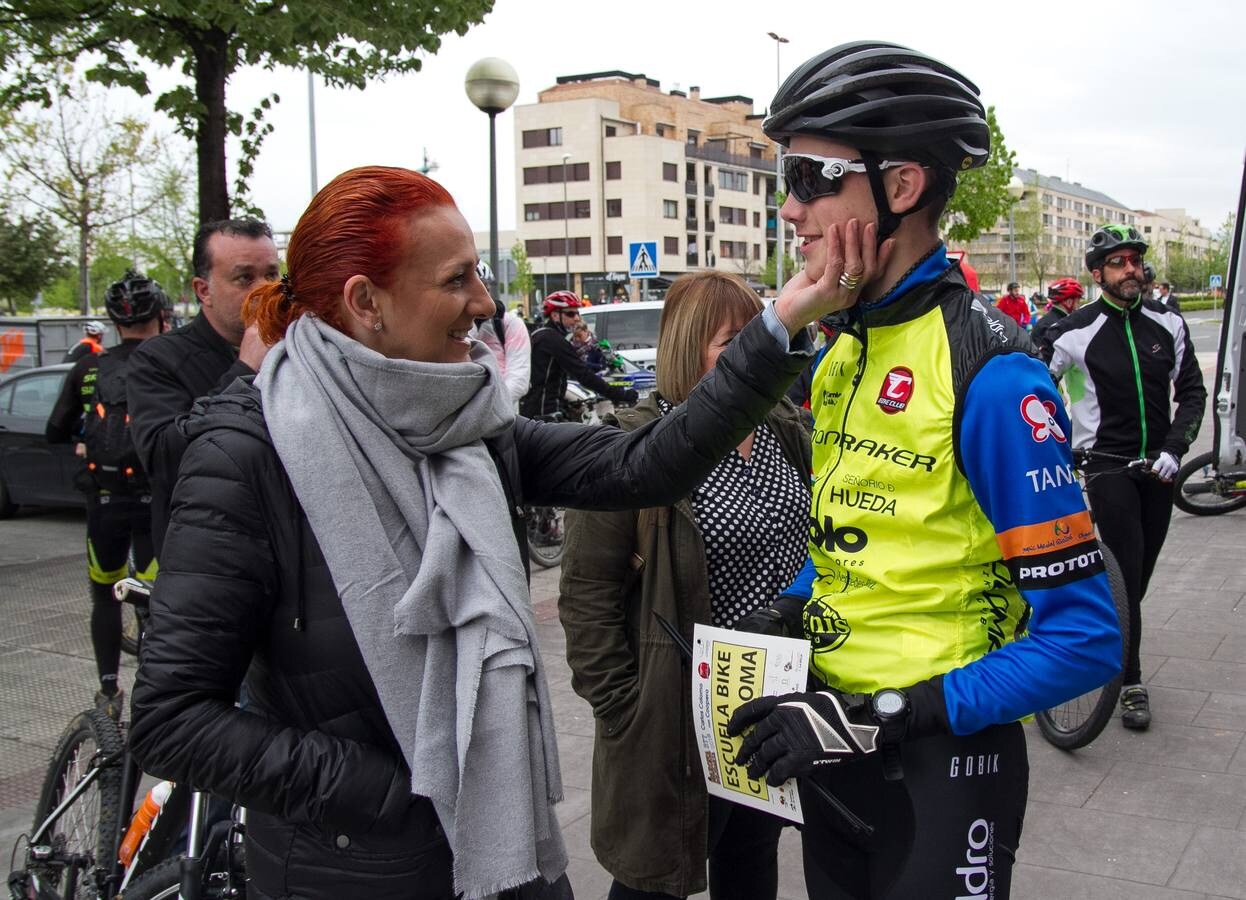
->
[658, 397, 810, 628]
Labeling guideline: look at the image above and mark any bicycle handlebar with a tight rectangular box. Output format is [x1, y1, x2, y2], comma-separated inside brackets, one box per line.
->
[1072, 448, 1154, 470]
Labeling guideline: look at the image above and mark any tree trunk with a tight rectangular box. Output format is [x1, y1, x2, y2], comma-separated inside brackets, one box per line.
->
[194, 31, 230, 223]
[78, 214, 90, 315]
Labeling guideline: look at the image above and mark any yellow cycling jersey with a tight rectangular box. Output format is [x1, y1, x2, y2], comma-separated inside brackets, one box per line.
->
[804, 300, 1026, 694]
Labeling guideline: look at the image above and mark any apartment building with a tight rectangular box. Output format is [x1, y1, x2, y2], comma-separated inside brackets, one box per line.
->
[513, 71, 794, 300]
[963, 168, 1138, 292]
[1134, 208, 1214, 274]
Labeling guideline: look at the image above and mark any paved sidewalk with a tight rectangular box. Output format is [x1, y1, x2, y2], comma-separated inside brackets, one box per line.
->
[4, 460, 1245, 898]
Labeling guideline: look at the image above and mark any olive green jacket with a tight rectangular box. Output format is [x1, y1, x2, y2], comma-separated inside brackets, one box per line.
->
[558, 394, 811, 896]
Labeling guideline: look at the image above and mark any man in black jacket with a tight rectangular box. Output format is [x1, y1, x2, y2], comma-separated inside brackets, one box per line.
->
[127, 218, 279, 557]
[520, 291, 637, 418]
[47, 271, 165, 717]
[1044, 224, 1206, 730]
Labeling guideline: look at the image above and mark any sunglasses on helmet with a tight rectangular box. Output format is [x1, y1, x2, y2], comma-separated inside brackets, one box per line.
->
[781, 154, 909, 203]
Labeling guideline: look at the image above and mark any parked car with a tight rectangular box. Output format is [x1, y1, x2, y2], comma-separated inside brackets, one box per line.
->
[0, 363, 86, 516]
[579, 300, 664, 371]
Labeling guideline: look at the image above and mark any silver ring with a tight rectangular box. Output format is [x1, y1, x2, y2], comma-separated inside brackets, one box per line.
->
[838, 271, 863, 290]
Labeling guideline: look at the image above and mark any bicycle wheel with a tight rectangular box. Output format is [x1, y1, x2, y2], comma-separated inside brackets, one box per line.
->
[526, 506, 565, 569]
[1035, 544, 1130, 750]
[30, 708, 125, 898]
[1173, 451, 1246, 516]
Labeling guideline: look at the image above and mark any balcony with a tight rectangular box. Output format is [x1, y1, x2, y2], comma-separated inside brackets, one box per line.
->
[686, 141, 778, 174]
[685, 180, 698, 196]
[703, 183, 715, 198]
[705, 220, 716, 233]
[686, 249, 698, 264]
[765, 194, 777, 207]
[685, 216, 698, 231]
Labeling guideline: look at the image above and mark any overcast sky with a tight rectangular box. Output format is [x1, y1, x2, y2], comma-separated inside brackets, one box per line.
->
[206, 0, 1243, 238]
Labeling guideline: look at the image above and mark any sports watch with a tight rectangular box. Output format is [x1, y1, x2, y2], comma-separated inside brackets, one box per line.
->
[870, 688, 911, 743]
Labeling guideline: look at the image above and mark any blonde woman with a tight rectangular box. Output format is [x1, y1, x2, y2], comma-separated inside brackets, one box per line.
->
[559, 272, 812, 900]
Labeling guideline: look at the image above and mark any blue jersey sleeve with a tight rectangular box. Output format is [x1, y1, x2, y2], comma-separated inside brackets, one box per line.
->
[782, 553, 816, 601]
[942, 352, 1121, 735]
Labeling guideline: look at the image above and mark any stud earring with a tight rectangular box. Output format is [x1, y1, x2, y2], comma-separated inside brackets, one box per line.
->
[373, 320, 383, 332]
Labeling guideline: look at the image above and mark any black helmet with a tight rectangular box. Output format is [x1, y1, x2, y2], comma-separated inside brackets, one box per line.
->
[1085, 224, 1148, 272]
[105, 270, 167, 325]
[764, 41, 989, 173]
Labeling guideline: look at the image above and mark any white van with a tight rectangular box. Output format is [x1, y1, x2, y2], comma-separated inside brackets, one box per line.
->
[579, 300, 665, 371]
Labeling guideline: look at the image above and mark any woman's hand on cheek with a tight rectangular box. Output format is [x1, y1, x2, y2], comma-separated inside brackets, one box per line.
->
[773, 219, 895, 335]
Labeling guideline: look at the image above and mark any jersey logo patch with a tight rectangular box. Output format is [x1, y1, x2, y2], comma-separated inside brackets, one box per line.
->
[876, 366, 914, 414]
[1020, 394, 1066, 443]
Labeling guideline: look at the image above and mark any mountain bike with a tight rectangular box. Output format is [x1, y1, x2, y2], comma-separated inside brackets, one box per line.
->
[7, 578, 246, 900]
[1034, 449, 1143, 750]
[1173, 450, 1246, 516]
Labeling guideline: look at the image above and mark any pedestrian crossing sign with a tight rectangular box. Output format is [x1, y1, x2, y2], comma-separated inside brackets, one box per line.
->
[628, 241, 660, 279]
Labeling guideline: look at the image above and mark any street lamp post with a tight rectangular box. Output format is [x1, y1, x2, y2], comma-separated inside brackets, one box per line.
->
[465, 58, 520, 303]
[561, 153, 571, 293]
[767, 32, 789, 291]
[1007, 174, 1025, 287]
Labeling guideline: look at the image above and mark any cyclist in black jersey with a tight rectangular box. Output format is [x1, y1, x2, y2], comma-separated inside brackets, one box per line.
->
[46, 271, 165, 718]
[1042, 225, 1206, 729]
[520, 291, 637, 418]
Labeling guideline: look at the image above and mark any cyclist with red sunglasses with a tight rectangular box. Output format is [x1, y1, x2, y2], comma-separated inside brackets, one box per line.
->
[520, 291, 638, 418]
[724, 41, 1120, 898]
[1041, 225, 1206, 730]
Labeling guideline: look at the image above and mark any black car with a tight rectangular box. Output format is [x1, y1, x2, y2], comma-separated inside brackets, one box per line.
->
[0, 363, 86, 516]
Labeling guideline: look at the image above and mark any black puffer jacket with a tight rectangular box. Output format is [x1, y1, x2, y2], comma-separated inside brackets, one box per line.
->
[128, 315, 810, 900]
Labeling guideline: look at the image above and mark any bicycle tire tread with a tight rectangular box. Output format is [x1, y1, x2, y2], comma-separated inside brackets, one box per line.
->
[1035, 544, 1129, 750]
[30, 708, 125, 897]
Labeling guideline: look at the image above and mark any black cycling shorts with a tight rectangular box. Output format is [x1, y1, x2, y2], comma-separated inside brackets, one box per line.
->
[800, 722, 1028, 899]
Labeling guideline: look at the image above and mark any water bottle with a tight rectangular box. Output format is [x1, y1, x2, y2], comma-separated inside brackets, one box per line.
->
[118, 780, 174, 867]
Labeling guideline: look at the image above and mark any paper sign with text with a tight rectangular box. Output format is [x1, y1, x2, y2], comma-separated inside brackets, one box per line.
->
[691, 624, 810, 824]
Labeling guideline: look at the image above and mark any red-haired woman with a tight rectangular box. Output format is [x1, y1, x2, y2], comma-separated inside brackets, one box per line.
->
[128, 166, 890, 900]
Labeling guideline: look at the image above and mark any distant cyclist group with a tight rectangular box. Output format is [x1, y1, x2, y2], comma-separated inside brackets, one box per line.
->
[33, 37, 1208, 900]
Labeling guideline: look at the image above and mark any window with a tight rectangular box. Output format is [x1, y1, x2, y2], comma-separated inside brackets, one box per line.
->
[605, 125, 617, 137]
[606, 161, 621, 180]
[718, 240, 748, 259]
[687, 129, 700, 147]
[7, 372, 65, 418]
[1144, 225, 1152, 234]
[526, 237, 592, 257]
[655, 122, 670, 137]
[664, 237, 679, 256]
[719, 206, 746, 225]
[606, 199, 622, 218]
[522, 127, 562, 149]
[663, 163, 678, 182]
[524, 200, 590, 221]
[718, 169, 748, 191]
[753, 244, 761, 260]
[607, 235, 622, 255]
[523, 163, 589, 185]
[753, 211, 761, 227]
[663, 200, 679, 219]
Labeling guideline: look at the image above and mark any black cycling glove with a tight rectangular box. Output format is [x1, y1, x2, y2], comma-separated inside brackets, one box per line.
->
[729, 689, 879, 784]
[728, 678, 950, 785]
[611, 387, 639, 406]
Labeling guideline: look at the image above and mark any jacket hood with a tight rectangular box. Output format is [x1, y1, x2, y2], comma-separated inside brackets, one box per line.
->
[176, 377, 270, 445]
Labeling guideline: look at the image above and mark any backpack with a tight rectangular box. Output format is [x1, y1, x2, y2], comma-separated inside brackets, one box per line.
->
[82, 350, 147, 493]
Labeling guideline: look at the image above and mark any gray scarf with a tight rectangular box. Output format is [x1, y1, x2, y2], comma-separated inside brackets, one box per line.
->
[255, 315, 566, 899]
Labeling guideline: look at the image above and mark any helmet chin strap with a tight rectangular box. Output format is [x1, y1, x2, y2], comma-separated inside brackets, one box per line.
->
[861, 152, 940, 245]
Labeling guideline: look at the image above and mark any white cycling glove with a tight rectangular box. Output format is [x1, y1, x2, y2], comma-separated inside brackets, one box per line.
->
[1151, 451, 1179, 482]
